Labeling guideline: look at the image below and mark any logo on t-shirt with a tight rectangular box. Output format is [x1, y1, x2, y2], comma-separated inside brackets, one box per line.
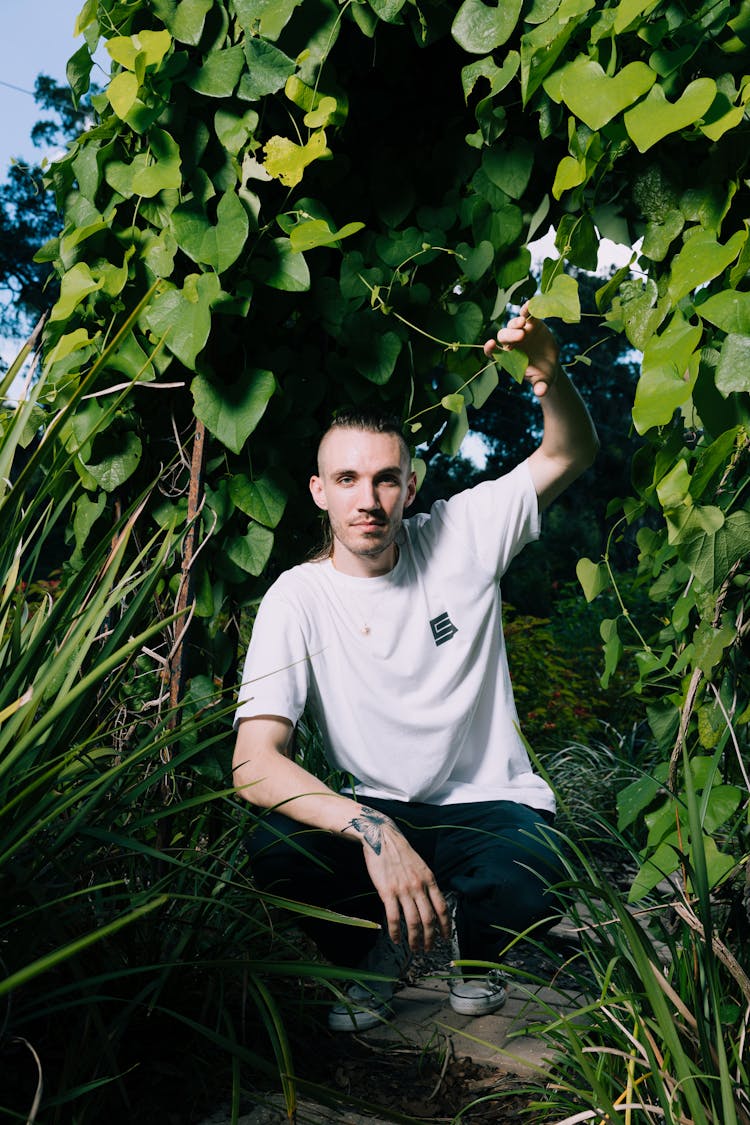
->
[430, 612, 458, 646]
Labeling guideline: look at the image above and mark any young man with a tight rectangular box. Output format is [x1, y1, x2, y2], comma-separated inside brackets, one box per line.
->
[233, 306, 599, 1030]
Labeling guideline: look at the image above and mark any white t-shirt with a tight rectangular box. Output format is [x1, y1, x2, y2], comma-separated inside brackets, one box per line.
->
[235, 460, 554, 812]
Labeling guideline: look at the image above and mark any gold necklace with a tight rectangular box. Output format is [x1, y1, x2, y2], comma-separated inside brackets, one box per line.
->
[329, 548, 399, 636]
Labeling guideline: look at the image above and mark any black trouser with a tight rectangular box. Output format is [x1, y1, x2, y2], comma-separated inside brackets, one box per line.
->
[246, 797, 564, 969]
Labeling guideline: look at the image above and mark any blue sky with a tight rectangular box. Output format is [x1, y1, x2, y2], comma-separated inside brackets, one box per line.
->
[0, 0, 94, 175]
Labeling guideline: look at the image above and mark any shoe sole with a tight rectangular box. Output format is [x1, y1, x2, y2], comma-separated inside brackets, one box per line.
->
[328, 1004, 391, 1032]
[448, 991, 507, 1016]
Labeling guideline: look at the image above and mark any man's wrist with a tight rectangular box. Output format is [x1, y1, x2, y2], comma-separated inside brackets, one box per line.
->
[342, 805, 397, 855]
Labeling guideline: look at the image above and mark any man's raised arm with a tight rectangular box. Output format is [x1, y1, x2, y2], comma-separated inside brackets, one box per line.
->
[484, 304, 599, 511]
[233, 718, 450, 950]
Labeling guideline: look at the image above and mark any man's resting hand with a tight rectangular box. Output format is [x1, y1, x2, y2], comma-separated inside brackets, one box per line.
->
[344, 806, 450, 952]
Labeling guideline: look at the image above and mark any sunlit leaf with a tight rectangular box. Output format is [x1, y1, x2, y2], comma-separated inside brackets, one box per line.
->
[715, 333, 750, 396]
[106, 72, 140, 119]
[668, 229, 746, 303]
[141, 273, 221, 369]
[441, 393, 466, 414]
[632, 314, 702, 433]
[289, 219, 365, 252]
[263, 130, 331, 189]
[624, 78, 717, 152]
[452, 0, 523, 53]
[558, 58, 655, 130]
[576, 557, 608, 602]
[528, 274, 581, 322]
[697, 289, 750, 334]
[49, 262, 103, 322]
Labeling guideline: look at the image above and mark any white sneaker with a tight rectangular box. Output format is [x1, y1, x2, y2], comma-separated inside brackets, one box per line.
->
[445, 892, 507, 1016]
[327, 980, 393, 1031]
[449, 968, 507, 1016]
[328, 923, 412, 1032]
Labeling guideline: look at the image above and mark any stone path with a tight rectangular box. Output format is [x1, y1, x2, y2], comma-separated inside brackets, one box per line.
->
[364, 971, 583, 1075]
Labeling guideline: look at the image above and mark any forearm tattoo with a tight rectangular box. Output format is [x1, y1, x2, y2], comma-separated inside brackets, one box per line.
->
[343, 806, 398, 855]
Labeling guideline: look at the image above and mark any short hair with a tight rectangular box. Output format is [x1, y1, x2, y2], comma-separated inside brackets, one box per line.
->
[317, 407, 410, 473]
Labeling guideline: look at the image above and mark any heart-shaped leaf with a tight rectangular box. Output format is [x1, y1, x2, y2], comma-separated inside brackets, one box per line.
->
[141, 273, 221, 369]
[559, 58, 655, 130]
[107, 71, 139, 119]
[192, 369, 276, 455]
[483, 142, 534, 199]
[253, 238, 311, 292]
[456, 241, 494, 281]
[633, 314, 702, 433]
[171, 190, 249, 273]
[152, 0, 212, 45]
[641, 209, 684, 262]
[576, 557, 608, 602]
[230, 473, 288, 528]
[84, 430, 143, 492]
[49, 262, 103, 322]
[716, 333, 750, 396]
[289, 219, 365, 253]
[239, 37, 296, 99]
[226, 524, 275, 576]
[698, 290, 750, 337]
[187, 45, 245, 97]
[452, 0, 523, 54]
[624, 78, 717, 152]
[668, 229, 746, 303]
[232, 0, 300, 41]
[263, 130, 331, 189]
[528, 273, 581, 323]
[441, 393, 466, 414]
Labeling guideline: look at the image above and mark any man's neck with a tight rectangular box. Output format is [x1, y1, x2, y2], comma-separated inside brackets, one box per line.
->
[331, 543, 398, 578]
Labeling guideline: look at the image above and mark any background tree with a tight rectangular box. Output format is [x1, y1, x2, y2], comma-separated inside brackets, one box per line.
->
[0, 75, 93, 340]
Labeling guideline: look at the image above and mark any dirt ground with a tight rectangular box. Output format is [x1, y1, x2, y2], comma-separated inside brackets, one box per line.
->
[299, 1030, 541, 1122]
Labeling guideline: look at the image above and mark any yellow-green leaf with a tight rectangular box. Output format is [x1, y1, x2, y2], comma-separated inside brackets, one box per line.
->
[263, 130, 331, 188]
[528, 274, 581, 323]
[107, 71, 140, 119]
[624, 78, 717, 152]
[49, 263, 103, 322]
[559, 58, 655, 131]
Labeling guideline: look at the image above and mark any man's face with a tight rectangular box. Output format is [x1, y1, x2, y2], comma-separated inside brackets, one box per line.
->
[310, 428, 416, 575]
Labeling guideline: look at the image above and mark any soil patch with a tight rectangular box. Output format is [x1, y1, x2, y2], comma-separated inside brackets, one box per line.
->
[298, 1030, 540, 1122]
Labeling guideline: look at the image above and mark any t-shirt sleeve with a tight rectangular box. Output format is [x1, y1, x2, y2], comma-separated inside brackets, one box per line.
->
[234, 590, 310, 729]
[429, 460, 541, 581]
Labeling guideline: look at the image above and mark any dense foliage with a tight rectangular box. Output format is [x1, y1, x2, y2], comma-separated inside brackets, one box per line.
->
[41, 0, 749, 895]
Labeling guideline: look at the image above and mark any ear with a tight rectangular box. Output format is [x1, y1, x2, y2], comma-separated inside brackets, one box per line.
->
[404, 471, 417, 509]
[309, 474, 328, 511]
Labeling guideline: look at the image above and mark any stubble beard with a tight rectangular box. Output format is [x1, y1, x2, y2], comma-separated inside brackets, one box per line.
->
[331, 514, 402, 561]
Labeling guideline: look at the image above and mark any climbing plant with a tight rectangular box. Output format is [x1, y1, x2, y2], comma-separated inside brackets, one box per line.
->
[38, 0, 749, 900]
